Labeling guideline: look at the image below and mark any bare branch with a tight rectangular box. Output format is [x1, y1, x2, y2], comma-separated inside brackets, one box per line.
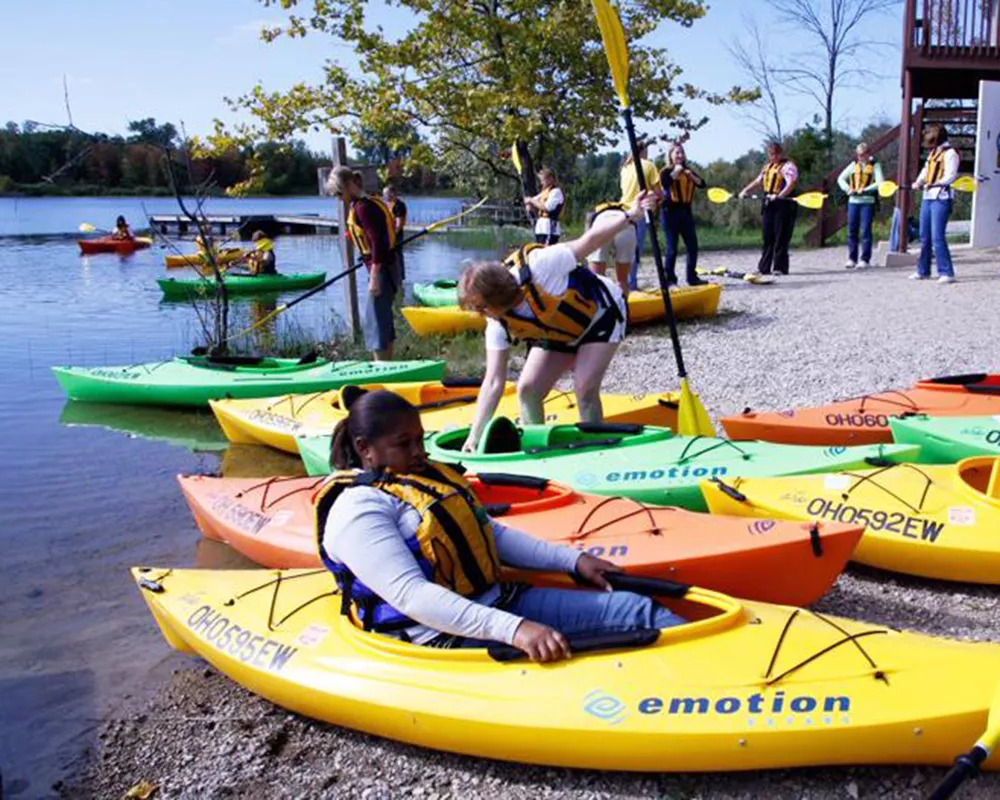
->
[728, 17, 785, 142]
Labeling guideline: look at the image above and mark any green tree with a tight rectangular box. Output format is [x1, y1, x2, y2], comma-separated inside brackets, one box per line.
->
[127, 118, 179, 149]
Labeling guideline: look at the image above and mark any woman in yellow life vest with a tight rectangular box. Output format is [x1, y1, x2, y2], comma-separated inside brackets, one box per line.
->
[620, 139, 662, 290]
[659, 143, 706, 286]
[910, 124, 960, 283]
[314, 390, 684, 661]
[244, 230, 277, 276]
[584, 201, 636, 296]
[739, 142, 800, 277]
[456, 191, 658, 453]
[523, 168, 565, 245]
[837, 142, 883, 269]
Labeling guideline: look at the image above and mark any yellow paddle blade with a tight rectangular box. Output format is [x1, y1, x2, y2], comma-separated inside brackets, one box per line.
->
[675, 378, 714, 437]
[511, 142, 522, 178]
[425, 197, 488, 234]
[954, 174, 978, 193]
[877, 180, 899, 198]
[591, 0, 631, 109]
[707, 187, 732, 204]
[795, 192, 827, 210]
[78, 223, 97, 233]
[975, 676, 1000, 754]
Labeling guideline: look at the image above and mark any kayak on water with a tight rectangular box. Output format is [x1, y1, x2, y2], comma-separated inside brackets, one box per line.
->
[413, 279, 459, 307]
[721, 372, 1000, 447]
[51, 356, 446, 408]
[297, 418, 920, 508]
[890, 414, 1000, 463]
[701, 456, 1000, 584]
[210, 381, 682, 453]
[164, 247, 246, 269]
[59, 400, 229, 452]
[178, 471, 861, 605]
[133, 565, 1000, 772]
[401, 284, 722, 337]
[78, 236, 152, 256]
[158, 272, 326, 299]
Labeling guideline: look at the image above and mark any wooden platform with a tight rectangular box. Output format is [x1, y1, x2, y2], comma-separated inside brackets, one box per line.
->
[148, 214, 339, 240]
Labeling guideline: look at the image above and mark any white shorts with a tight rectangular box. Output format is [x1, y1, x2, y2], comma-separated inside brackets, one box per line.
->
[586, 214, 637, 267]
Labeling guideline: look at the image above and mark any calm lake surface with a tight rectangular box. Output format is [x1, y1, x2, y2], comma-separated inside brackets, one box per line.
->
[0, 195, 509, 797]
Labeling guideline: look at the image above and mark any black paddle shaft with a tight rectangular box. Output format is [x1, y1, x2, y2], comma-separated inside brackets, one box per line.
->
[622, 108, 688, 381]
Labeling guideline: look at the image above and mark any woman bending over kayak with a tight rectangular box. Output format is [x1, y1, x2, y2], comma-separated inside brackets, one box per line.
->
[315, 390, 684, 662]
[457, 191, 658, 453]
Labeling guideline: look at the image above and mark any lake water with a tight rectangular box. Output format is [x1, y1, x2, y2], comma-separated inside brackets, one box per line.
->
[0, 196, 513, 797]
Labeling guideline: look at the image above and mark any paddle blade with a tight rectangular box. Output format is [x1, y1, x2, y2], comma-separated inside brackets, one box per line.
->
[675, 378, 714, 437]
[954, 174, 978, 193]
[592, 0, 631, 109]
[511, 141, 523, 178]
[878, 180, 899, 198]
[796, 192, 827, 210]
[707, 187, 732, 204]
[78, 223, 97, 233]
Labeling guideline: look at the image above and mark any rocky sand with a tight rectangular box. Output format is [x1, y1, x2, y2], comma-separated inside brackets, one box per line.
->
[67, 243, 1000, 799]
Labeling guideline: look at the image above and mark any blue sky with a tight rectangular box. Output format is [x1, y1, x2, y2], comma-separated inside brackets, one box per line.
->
[2, 0, 905, 165]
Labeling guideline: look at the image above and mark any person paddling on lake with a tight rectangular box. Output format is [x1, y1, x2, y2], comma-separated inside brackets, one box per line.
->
[456, 190, 658, 453]
[314, 389, 685, 661]
[523, 168, 565, 245]
[620, 140, 662, 290]
[111, 216, 133, 241]
[659, 143, 706, 287]
[837, 142, 883, 270]
[383, 185, 408, 281]
[328, 165, 400, 361]
[740, 142, 799, 278]
[244, 231, 277, 276]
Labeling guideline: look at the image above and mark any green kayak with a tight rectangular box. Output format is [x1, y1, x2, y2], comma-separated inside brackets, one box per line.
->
[158, 272, 326, 299]
[52, 356, 446, 408]
[890, 414, 1000, 463]
[413, 279, 459, 307]
[297, 418, 921, 510]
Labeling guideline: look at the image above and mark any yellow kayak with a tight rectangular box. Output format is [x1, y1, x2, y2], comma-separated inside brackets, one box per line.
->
[701, 456, 1000, 584]
[164, 247, 247, 269]
[402, 285, 722, 338]
[133, 566, 1000, 772]
[210, 381, 681, 453]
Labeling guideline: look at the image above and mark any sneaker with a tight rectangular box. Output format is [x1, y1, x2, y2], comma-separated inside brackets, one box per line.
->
[937, 275, 956, 284]
[845, 260, 857, 269]
[857, 261, 870, 270]
[908, 273, 929, 280]
[687, 276, 707, 287]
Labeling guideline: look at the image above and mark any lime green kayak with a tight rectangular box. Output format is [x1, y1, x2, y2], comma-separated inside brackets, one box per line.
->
[890, 414, 1000, 463]
[297, 418, 920, 510]
[413, 279, 459, 307]
[52, 356, 446, 408]
[158, 272, 326, 299]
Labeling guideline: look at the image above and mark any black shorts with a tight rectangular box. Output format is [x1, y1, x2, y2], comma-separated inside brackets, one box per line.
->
[535, 306, 621, 354]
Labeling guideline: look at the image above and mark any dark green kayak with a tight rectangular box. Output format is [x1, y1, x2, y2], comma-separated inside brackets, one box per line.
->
[413, 279, 459, 307]
[158, 272, 326, 299]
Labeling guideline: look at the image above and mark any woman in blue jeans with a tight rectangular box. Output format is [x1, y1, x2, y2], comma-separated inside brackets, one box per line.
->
[837, 142, 883, 269]
[659, 143, 706, 286]
[315, 390, 684, 662]
[911, 124, 959, 284]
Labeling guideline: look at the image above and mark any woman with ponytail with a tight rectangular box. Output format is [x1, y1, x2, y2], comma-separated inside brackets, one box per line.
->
[315, 389, 684, 663]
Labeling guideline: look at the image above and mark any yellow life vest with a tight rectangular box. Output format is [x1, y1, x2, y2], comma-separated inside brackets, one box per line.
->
[346, 196, 398, 260]
[313, 461, 501, 632]
[537, 185, 564, 221]
[925, 146, 955, 187]
[500, 244, 616, 344]
[849, 159, 877, 193]
[253, 237, 274, 253]
[762, 160, 788, 195]
[668, 172, 698, 205]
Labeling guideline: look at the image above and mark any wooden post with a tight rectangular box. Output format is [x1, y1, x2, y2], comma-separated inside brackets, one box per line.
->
[332, 137, 361, 338]
[897, 70, 914, 252]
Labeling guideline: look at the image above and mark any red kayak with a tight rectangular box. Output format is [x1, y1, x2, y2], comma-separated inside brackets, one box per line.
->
[78, 236, 152, 256]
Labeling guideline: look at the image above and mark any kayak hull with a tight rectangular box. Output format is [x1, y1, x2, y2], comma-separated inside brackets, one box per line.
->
[413, 279, 459, 307]
[133, 566, 1000, 772]
[701, 456, 1000, 583]
[158, 272, 326, 299]
[178, 473, 861, 605]
[164, 247, 246, 269]
[890, 414, 1000, 463]
[78, 237, 152, 255]
[402, 285, 722, 337]
[51, 358, 446, 407]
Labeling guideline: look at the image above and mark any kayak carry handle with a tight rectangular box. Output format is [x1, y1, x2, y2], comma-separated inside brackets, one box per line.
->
[487, 629, 660, 663]
[576, 422, 644, 435]
[657, 398, 679, 410]
[604, 572, 690, 598]
[864, 456, 895, 467]
[711, 477, 748, 503]
[475, 473, 550, 490]
[929, 745, 989, 800]
[525, 438, 623, 456]
[483, 503, 512, 517]
[925, 373, 988, 386]
[441, 376, 485, 388]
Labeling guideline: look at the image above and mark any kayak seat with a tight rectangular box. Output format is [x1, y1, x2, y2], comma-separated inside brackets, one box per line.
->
[297, 350, 320, 365]
[478, 417, 523, 455]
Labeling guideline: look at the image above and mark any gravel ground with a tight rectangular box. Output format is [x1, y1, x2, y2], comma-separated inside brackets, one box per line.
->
[67, 244, 1000, 799]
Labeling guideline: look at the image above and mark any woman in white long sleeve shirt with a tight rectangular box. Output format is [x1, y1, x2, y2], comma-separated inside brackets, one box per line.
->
[316, 390, 685, 663]
[911, 124, 960, 283]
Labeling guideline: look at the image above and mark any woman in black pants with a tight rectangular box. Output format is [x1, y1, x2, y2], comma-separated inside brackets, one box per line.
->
[740, 142, 799, 277]
[659, 143, 706, 286]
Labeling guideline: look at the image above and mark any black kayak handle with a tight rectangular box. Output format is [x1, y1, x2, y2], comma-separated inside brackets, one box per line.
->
[576, 422, 644, 435]
[441, 376, 485, 388]
[475, 473, 550, 490]
[487, 629, 660, 662]
[603, 572, 690, 597]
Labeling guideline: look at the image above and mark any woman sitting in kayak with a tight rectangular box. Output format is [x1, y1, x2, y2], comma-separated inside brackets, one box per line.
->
[245, 230, 278, 276]
[111, 216, 133, 241]
[457, 191, 657, 453]
[315, 390, 684, 662]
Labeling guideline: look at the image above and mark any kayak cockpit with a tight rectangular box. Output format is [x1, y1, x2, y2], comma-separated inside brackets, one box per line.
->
[956, 456, 1000, 507]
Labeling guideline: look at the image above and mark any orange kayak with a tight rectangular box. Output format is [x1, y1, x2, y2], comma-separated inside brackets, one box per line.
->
[721, 373, 1000, 446]
[178, 472, 862, 606]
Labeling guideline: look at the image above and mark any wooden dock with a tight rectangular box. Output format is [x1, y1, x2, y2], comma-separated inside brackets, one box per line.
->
[148, 214, 339, 240]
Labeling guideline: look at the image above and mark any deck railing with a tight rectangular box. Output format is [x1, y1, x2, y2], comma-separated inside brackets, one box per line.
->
[910, 0, 1000, 54]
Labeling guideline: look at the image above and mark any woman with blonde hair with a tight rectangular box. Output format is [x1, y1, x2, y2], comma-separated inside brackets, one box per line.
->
[910, 124, 960, 283]
[456, 191, 658, 453]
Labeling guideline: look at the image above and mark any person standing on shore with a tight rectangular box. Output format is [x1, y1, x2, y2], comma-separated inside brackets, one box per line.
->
[740, 142, 799, 277]
[328, 166, 400, 360]
[910, 124, 960, 284]
[523, 169, 564, 245]
[620, 141, 661, 290]
[584, 201, 636, 296]
[383, 185, 408, 281]
[837, 143, 883, 270]
[659, 143, 706, 286]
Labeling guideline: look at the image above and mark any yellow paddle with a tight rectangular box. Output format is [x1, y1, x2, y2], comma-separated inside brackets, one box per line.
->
[878, 175, 980, 198]
[707, 187, 827, 210]
[592, 0, 713, 437]
[929, 678, 1000, 798]
[79, 222, 108, 234]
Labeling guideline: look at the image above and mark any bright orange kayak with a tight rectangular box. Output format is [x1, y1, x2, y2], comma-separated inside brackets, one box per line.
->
[721, 373, 1000, 446]
[178, 472, 862, 606]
